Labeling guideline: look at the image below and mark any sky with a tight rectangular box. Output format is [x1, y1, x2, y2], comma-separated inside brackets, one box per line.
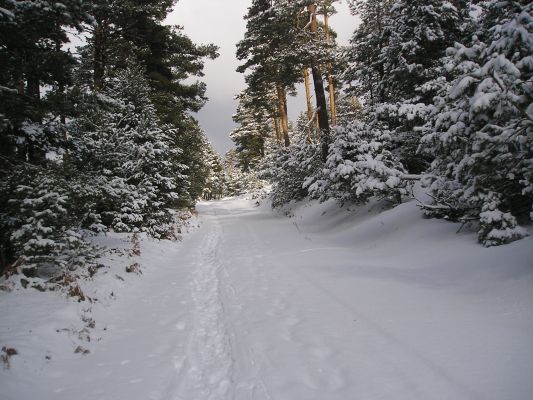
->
[166, 0, 359, 155]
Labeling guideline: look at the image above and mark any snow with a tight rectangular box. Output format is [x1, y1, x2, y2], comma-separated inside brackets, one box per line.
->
[1, 197, 532, 400]
[0, 7, 14, 20]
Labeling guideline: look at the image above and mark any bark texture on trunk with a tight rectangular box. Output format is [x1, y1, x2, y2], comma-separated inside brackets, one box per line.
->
[311, 66, 330, 161]
[27, 77, 40, 100]
[93, 21, 106, 91]
[276, 84, 290, 147]
[273, 117, 281, 144]
[324, 9, 337, 126]
[303, 68, 315, 143]
[308, 4, 330, 162]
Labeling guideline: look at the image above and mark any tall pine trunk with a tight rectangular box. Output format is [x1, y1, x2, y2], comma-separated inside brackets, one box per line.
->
[273, 117, 282, 144]
[323, 7, 337, 126]
[27, 77, 40, 100]
[308, 4, 330, 162]
[93, 21, 106, 91]
[303, 68, 315, 143]
[276, 84, 290, 147]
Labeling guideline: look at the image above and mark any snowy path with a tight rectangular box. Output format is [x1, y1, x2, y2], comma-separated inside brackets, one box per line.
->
[1, 197, 532, 400]
[191, 199, 532, 400]
[175, 218, 234, 399]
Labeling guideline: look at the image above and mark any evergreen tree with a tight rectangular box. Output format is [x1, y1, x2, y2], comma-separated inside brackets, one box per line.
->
[259, 118, 323, 207]
[0, 0, 90, 164]
[224, 149, 265, 197]
[77, 0, 219, 204]
[236, 0, 302, 147]
[344, 0, 393, 106]
[307, 121, 406, 204]
[420, 0, 532, 246]
[379, 0, 468, 103]
[230, 92, 272, 171]
[201, 146, 226, 200]
[72, 63, 186, 238]
[378, 0, 468, 173]
[7, 171, 98, 280]
[344, 0, 469, 173]
[80, 0, 218, 120]
[0, 0, 222, 279]
[0, 0, 91, 274]
[172, 117, 211, 203]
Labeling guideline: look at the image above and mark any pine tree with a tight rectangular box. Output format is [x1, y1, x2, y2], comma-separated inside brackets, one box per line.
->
[236, 0, 302, 147]
[344, 0, 469, 173]
[0, 0, 90, 164]
[72, 63, 186, 238]
[172, 117, 212, 204]
[306, 2, 332, 161]
[259, 116, 323, 207]
[307, 121, 406, 204]
[201, 145, 226, 201]
[378, 0, 468, 173]
[224, 149, 265, 197]
[420, 0, 532, 246]
[230, 92, 272, 171]
[80, 0, 218, 119]
[344, 0, 393, 106]
[8, 171, 97, 279]
[0, 0, 91, 274]
[0, 0, 221, 278]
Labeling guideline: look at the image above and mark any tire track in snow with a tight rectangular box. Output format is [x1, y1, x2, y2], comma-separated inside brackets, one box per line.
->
[174, 217, 234, 400]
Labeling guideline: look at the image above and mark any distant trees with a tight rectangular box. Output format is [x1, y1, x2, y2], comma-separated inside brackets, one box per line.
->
[201, 146, 225, 201]
[230, 92, 272, 171]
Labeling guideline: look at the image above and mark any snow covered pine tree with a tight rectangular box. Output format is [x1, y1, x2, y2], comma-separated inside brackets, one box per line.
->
[73, 64, 187, 239]
[420, 0, 533, 246]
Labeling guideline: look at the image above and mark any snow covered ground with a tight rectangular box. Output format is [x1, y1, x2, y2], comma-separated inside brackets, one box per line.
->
[1, 196, 532, 400]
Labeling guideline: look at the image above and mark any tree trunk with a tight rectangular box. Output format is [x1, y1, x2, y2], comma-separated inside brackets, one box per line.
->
[311, 66, 330, 161]
[15, 72, 24, 95]
[303, 68, 315, 143]
[376, 5, 387, 104]
[55, 32, 69, 160]
[93, 21, 106, 91]
[273, 117, 281, 144]
[27, 77, 40, 100]
[276, 85, 290, 147]
[327, 71, 336, 126]
[308, 4, 330, 162]
[26, 73, 43, 163]
[0, 245, 6, 275]
[323, 8, 337, 126]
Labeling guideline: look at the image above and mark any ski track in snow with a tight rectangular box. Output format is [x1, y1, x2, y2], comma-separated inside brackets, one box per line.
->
[173, 217, 235, 400]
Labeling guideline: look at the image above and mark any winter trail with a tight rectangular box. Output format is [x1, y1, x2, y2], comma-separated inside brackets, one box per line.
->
[173, 217, 234, 400]
[191, 198, 533, 400]
[2, 196, 532, 400]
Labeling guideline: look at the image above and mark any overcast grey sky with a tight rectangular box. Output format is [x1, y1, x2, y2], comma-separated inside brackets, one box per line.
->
[167, 0, 358, 155]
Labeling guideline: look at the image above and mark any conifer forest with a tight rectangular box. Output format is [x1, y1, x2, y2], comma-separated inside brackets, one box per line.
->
[0, 1, 532, 399]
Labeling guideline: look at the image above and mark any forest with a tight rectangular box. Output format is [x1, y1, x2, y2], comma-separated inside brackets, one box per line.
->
[0, 0, 222, 277]
[229, 0, 532, 246]
[0, 1, 532, 398]
[1, 0, 532, 283]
